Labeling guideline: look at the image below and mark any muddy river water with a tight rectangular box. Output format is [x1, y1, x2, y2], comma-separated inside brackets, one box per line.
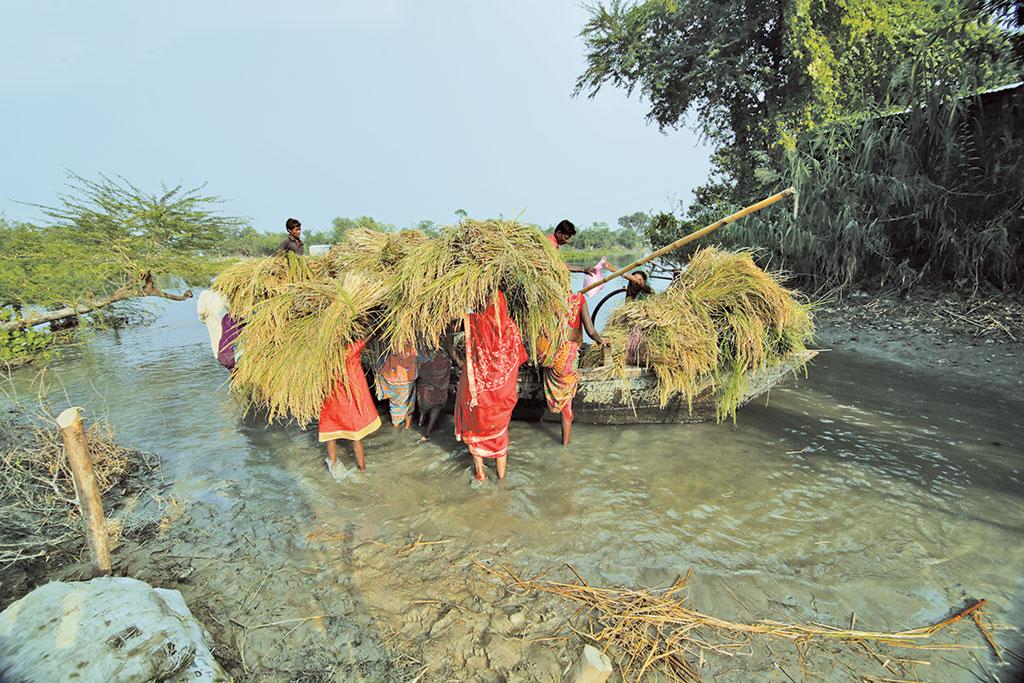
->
[10, 292, 1023, 681]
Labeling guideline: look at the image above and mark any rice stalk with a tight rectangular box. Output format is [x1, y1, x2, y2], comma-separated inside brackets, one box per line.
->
[230, 272, 388, 426]
[326, 228, 429, 276]
[212, 252, 315, 319]
[584, 247, 813, 421]
[382, 219, 570, 359]
[479, 563, 990, 682]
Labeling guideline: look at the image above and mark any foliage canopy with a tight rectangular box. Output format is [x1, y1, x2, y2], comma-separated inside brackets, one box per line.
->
[0, 174, 238, 309]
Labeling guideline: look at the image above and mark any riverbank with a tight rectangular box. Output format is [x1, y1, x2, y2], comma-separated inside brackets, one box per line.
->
[813, 288, 1024, 395]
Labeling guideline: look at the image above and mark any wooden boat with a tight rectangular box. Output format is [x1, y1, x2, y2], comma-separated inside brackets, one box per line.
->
[511, 350, 817, 424]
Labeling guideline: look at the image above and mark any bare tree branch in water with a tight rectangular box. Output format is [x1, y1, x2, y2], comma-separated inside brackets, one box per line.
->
[1, 272, 192, 333]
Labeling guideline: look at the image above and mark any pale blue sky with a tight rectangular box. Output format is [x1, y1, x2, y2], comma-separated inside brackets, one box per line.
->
[0, 1, 712, 233]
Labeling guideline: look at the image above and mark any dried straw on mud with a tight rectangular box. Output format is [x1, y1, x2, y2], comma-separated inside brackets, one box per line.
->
[0, 410, 156, 570]
[382, 219, 570, 359]
[478, 563, 996, 682]
[584, 247, 813, 420]
[230, 272, 389, 426]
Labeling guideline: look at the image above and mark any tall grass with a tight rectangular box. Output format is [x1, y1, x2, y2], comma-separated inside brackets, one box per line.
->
[718, 81, 1023, 293]
[231, 273, 388, 426]
[382, 219, 569, 360]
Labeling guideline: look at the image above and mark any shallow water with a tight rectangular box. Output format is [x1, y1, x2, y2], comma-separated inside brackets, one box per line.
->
[11, 295, 1024, 679]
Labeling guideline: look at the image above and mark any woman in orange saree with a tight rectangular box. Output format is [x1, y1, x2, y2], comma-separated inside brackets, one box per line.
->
[319, 339, 381, 478]
[374, 342, 419, 429]
[540, 292, 606, 446]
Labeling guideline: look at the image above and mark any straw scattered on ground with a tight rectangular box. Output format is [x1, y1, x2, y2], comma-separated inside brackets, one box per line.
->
[478, 562, 998, 682]
[382, 219, 570, 359]
[584, 247, 814, 420]
[0, 408, 157, 570]
[230, 272, 389, 426]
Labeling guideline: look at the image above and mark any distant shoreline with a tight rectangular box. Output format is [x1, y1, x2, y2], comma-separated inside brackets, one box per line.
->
[559, 247, 645, 266]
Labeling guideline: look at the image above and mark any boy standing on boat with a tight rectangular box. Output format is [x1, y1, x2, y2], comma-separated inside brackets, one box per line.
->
[547, 220, 596, 275]
[278, 218, 304, 255]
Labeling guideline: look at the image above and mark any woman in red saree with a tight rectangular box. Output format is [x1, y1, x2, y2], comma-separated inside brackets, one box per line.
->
[319, 339, 381, 477]
[450, 291, 527, 481]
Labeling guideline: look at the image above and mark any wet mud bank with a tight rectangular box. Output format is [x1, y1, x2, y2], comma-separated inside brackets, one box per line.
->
[814, 289, 1024, 395]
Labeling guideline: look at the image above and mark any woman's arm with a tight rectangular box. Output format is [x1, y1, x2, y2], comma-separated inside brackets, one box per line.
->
[622, 272, 654, 293]
[580, 299, 607, 345]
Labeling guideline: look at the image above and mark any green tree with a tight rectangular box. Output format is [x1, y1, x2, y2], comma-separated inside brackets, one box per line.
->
[414, 219, 439, 237]
[219, 224, 281, 256]
[577, 0, 1014, 204]
[1, 173, 239, 333]
[616, 211, 650, 248]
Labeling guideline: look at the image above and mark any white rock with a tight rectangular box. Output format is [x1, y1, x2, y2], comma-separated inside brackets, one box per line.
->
[0, 577, 227, 683]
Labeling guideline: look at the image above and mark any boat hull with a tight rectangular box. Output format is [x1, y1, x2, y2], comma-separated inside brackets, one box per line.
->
[511, 350, 817, 425]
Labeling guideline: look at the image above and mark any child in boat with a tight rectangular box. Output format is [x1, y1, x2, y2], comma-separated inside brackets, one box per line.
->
[416, 333, 453, 442]
[319, 339, 380, 478]
[624, 270, 653, 301]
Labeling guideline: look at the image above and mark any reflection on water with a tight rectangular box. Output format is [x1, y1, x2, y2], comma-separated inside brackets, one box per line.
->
[12, 296, 1024, 667]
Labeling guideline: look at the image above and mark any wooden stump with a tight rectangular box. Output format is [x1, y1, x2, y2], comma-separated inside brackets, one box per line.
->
[566, 645, 612, 683]
[56, 407, 112, 576]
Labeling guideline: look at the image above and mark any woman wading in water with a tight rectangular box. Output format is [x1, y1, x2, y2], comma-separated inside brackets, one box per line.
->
[449, 292, 527, 481]
[540, 292, 606, 446]
[319, 339, 381, 478]
[416, 333, 453, 443]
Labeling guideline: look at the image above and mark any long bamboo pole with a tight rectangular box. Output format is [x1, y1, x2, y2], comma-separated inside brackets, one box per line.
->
[579, 187, 795, 294]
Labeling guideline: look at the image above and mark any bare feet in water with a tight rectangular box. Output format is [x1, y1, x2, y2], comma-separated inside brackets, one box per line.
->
[324, 457, 345, 482]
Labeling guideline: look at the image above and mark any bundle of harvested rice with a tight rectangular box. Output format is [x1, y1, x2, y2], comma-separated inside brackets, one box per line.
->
[326, 228, 428, 276]
[212, 252, 314, 319]
[383, 219, 569, 358]
[230, 271, 388, 425]
[584, 247, 813, 420]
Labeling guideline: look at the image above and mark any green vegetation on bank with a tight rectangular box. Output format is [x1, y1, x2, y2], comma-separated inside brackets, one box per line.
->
[579, 0, 1023, 292]
[0, 174, 240, 363]
[221, 213, 650, 257]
